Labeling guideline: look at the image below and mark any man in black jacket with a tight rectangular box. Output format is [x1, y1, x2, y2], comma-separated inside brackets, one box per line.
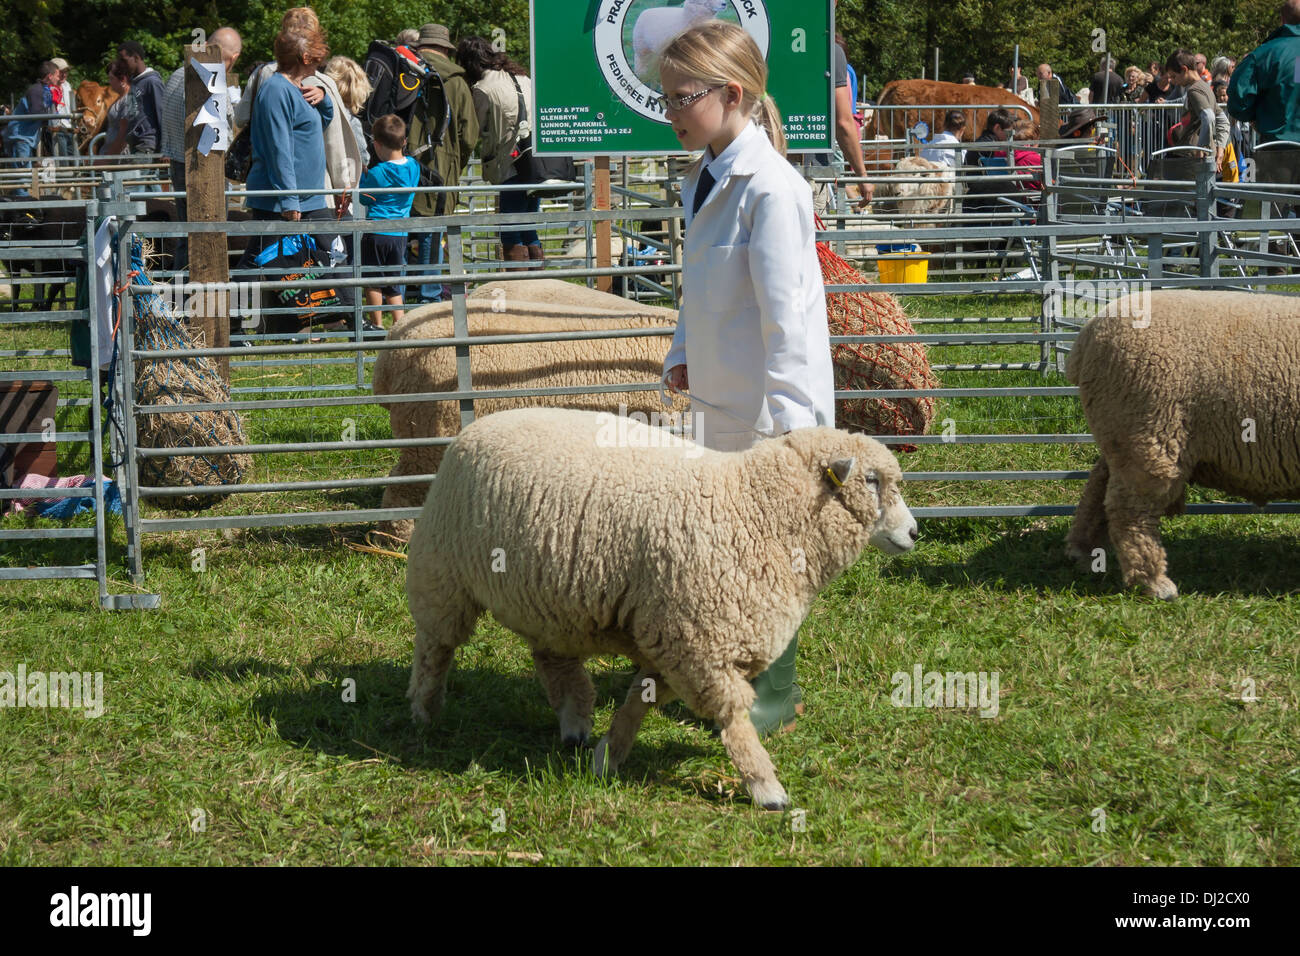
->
[1090, 55, 1125, 104]
[116, 41, 164, 157]
[1036, 63, 1076, 104]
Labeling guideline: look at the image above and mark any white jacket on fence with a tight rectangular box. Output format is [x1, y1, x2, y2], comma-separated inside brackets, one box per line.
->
[663, 120, 835, 452]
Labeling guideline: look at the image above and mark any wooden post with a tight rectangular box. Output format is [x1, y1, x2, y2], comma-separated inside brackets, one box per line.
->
[184, 40, 230, 380]
[1040, 80, 1059, 147]
[595, 155, 612, 293]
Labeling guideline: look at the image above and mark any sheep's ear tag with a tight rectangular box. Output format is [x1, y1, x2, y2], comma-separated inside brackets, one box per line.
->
[826, 457, 855, 490]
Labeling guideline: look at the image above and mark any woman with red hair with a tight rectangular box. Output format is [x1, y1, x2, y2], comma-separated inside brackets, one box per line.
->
[245, 16, 333, 222]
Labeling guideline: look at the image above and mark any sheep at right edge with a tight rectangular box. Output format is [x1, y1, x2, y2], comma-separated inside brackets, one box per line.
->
[406, 407, 918, 811]
[1065, 290, 1300, 600]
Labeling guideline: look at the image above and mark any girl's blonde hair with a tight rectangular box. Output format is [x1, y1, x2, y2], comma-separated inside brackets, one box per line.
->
[325, 55, 371, 115]
[657, 20, 786, 156]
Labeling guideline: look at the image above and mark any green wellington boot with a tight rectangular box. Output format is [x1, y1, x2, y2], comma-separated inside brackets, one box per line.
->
[747, 636, 803, 737]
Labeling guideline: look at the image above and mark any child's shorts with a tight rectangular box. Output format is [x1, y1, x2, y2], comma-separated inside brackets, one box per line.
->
[362, 233, 407, 299]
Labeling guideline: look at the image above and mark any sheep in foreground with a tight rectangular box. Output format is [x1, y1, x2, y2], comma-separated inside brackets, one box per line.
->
[406, 407, 918, 809]
[631, 0, 727, 84]
[372, 298, 684, 540]
[1065, 290, 1300, 600]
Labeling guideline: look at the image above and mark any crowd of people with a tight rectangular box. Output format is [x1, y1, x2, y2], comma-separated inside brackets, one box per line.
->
[877, 1, 1299, 207]
[4, 3, 1298, 305]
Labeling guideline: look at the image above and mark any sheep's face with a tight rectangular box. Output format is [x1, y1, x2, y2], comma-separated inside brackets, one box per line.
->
[687, 0, 729, 14]
[824, 445, 918, 555]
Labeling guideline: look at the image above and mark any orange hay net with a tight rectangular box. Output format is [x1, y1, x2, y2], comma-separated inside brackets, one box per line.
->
[817, 238, 937, 450]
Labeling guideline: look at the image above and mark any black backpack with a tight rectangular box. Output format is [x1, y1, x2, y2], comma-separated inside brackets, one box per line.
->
[361, 41, 451, 166]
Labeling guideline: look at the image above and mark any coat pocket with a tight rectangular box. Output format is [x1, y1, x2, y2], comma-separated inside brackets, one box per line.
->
[701, 242, 754, 313]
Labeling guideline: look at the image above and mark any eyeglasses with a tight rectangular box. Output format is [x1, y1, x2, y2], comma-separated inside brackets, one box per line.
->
[657, 86, 722, 112]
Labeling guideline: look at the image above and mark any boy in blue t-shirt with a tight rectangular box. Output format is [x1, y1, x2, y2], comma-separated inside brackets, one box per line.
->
[359, 114, 420, 329]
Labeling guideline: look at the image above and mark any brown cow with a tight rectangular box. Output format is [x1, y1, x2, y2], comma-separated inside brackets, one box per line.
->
[863, 79, 1041, 143]
[74, 79, 120, 152]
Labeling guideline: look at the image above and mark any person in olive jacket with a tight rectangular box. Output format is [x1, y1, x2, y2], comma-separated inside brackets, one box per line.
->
[406, 23, 480, 303]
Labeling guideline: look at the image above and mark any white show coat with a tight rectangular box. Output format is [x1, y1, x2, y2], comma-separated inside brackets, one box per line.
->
[663, 120, 835, 452]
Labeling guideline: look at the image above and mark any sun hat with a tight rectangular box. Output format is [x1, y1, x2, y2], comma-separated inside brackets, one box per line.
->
[416, 24, 452, 50]
[1059, 107, 1105, 138]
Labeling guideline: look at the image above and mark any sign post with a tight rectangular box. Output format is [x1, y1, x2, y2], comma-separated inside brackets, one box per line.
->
[530, 2, 834, 291]
[184, 40, 231, 380]
[530, 1, 833, 156]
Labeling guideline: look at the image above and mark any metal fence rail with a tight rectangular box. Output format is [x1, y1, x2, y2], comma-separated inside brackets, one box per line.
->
[5, 146, 1299, 602]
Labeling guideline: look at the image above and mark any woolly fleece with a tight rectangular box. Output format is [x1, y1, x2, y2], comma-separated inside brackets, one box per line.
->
[1065, 289, 1300, 599]
[373, 301, 685, 538]
[405, 407, 916, 808]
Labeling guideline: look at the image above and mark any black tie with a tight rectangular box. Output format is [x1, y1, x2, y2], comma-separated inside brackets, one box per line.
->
[692, 166, 716, 215]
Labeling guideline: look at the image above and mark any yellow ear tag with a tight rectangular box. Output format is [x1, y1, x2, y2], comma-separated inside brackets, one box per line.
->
[825, 466, 844, 488]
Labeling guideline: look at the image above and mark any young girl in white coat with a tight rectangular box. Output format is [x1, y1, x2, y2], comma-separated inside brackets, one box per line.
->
[659, 20, 835, 736]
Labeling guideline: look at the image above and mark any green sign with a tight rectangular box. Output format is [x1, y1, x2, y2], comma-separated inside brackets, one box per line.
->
[530, 0, 833, 155]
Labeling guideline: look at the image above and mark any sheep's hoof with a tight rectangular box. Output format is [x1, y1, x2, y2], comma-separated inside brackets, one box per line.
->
[748, 780, 789, 812]
[592, 738, 617, 777]
[408, 692, 441, 724]
[1146, 577, 1179, 601]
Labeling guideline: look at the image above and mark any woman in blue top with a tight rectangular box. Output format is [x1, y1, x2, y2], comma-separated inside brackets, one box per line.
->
[237, 19, 339, 333]
[246, 22, 333, 220]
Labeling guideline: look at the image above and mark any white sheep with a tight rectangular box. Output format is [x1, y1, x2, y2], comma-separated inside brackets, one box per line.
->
[632, 0, 728, 84]
[372, 293, 684, 541]
[871, 156, 956, 218]
[406, 407, 918, 810]
[1065, 289, 1300, 600]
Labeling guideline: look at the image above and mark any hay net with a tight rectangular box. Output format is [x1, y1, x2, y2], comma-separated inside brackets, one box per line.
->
[816, 235, 937, 448]
[128, 237, 251, 506]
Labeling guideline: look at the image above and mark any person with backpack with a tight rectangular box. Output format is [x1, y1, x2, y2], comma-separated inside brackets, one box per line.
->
[405, 23, 479, 302]
[4, 61, 58, 198]
[457, 35, 543, 268]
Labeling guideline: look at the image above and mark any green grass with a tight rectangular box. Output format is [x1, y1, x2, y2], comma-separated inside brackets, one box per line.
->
[2, 513, 1297, 865]
[2, 287, 1298, 865]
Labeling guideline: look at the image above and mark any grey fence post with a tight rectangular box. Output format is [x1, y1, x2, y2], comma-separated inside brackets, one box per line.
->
[83, 199, 112, 607]
[1196, 160, 1218, 279]
[667, 156, 681, 306]
[1040, 150, 1061, 374]
[119, 220, 146, 584]
[447, 224, 474, 431]
[351, 201, 364, 389]
[583, 161, 595, 288]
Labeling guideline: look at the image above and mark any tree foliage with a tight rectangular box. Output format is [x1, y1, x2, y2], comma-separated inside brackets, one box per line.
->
[838, 0, 1280, 98]
[1, 0, 1282, 106]
[2, 0, 530, 100]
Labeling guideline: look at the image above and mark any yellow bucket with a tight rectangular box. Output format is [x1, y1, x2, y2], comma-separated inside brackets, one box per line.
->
[877, 252, 929, 284]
